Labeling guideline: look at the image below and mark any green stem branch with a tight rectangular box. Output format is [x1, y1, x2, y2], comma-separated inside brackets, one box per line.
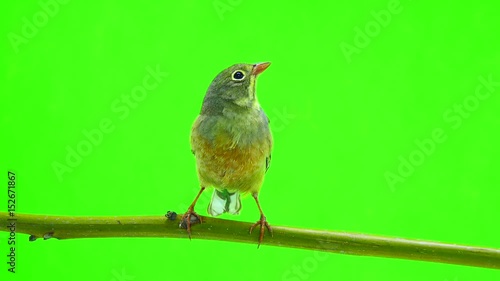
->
[2, 212, 499, 269]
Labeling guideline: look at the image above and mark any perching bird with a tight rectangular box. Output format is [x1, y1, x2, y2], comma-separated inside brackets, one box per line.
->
[180, 62, 273, 246]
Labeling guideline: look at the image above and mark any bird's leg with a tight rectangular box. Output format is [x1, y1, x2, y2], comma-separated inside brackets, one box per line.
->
[249, 192, 273, 247]
[180, 186, 205, 239]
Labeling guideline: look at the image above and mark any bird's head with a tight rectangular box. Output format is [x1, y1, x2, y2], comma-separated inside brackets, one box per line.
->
[202, 62, 270, 112]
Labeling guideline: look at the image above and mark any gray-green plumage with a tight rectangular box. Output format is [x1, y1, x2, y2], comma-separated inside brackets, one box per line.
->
[190, 63, 273, 216]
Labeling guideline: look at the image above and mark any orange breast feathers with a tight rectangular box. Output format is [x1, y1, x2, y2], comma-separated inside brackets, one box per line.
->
[190, 114, 272, 194]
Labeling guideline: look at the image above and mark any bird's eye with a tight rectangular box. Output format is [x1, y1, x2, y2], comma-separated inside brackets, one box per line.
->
[232, 70, 245, 81]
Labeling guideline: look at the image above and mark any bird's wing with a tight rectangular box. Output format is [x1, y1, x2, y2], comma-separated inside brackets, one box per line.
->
[266, 154, 271, 173]
[264, 112, 272, 173]
[190, 115, 205, 156]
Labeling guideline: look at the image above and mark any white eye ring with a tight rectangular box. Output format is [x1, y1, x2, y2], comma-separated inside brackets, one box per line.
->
[231, 70, 246, 81]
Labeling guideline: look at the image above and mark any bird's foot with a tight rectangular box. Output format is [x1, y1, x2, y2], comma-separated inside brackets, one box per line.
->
[249, 214, 273, 247]
[179, 207, 202, 239]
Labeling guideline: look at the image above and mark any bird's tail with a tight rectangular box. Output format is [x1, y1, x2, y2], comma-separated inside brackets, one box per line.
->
[207, 189, 241, 216]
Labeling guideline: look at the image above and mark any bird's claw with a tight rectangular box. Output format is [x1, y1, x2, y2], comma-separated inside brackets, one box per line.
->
[179, 208, 202, 239]
[249, 214, 272, 247]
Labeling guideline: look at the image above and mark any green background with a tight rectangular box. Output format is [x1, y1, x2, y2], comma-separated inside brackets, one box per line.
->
[1, 0, 499, 280]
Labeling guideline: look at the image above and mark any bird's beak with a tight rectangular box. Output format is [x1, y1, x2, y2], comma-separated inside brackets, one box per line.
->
[252, 62, 271, 76]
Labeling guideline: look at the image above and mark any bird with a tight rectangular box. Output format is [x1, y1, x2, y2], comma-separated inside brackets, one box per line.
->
[180, 62, 273, 246]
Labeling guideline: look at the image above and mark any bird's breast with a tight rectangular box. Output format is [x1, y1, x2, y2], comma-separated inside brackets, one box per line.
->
[190, 113, 272, 192]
